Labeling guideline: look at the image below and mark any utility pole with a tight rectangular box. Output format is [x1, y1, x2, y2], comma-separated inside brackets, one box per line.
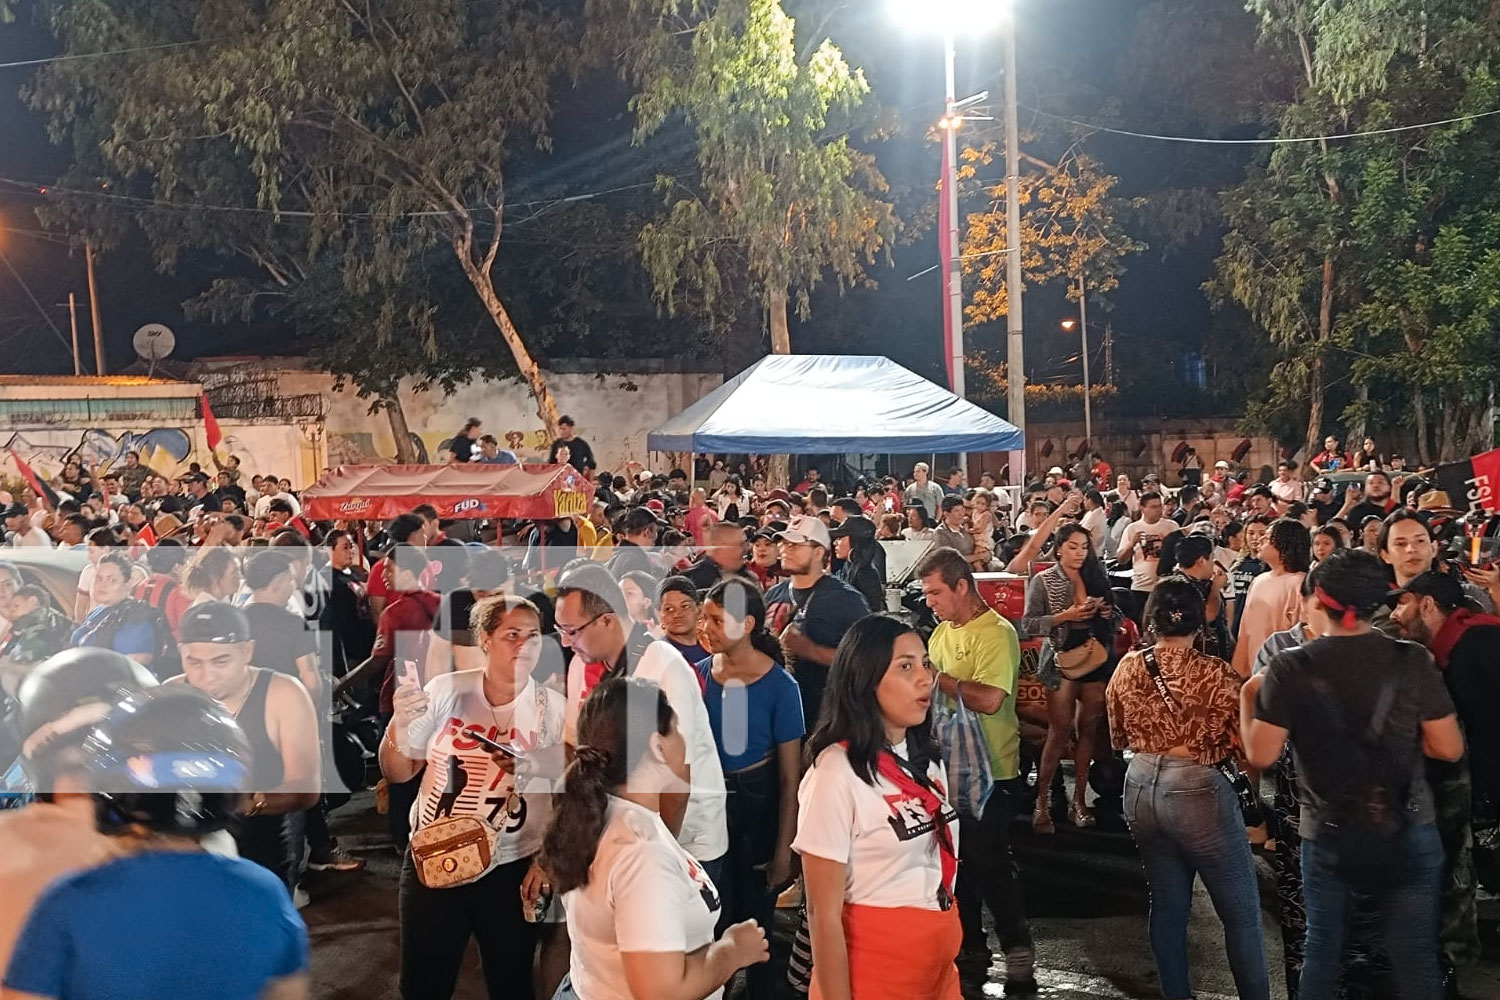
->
[1104, 323, 1114, 386]
[1003, 14, 1027, 485]
[67, 292, 80, 376]
[942, 32, 969, 478]
[85, 240, 105, 375]
[1079, 275, 1092, 447]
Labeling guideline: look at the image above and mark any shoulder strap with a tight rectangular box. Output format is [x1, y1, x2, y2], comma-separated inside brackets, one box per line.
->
[1142, 647, 1179, 712]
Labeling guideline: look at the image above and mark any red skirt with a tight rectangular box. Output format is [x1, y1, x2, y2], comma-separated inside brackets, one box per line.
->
[810, 903, 962, 1000]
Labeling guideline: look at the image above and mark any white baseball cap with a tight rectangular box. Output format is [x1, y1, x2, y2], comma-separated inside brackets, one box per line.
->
[1047, 466, 1064, 476]
[775, 514, 832, 550]
[1214, 460, 1230, 469]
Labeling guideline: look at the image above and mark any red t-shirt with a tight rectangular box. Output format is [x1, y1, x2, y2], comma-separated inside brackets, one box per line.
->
[366, 556, 391, 603]
[375, 590, 441, 713]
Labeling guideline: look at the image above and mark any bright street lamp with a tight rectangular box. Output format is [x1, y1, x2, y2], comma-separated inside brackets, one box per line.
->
[890, 0, 1024, 486]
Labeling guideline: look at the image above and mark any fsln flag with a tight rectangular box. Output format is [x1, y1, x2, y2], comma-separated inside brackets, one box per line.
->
[1432, 448, 1500, 516]
[7, 449, 58, 510]
[202, 394, 223, 453]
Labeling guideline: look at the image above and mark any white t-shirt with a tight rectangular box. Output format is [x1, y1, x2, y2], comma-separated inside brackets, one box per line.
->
[565, 641, 728, 863]
[8, 526, 52, 548]
[1118, 489, 1141, 516]
[253, 492, 303, 519]
[1081, 506, 1109, 558]
[1119, 517, 1178, 592]
[792, 742, 958, 911]
[404, 670, 566, 867]
[1270, 478, 1302, 503]
[564, 797, 725, 1000]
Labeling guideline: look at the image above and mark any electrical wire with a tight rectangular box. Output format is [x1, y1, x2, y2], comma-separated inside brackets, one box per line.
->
[1023, 104, 1500, 145]
[0, 39, 207, 71]
[0, 247, 72, 352]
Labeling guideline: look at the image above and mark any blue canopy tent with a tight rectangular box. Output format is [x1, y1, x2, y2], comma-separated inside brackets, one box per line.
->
[646, 354, 1024, 454]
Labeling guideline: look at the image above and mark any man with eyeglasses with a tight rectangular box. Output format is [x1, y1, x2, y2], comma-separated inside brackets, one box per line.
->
[554, 562, 727, 879]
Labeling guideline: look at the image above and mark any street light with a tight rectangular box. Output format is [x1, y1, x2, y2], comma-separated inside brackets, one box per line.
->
[890, 0, 1022, 486]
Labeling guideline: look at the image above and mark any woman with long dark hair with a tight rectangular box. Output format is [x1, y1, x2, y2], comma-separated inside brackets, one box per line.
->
[696, 578, 804, 1000]
[1107, 579, 1269, 1000]
[795, 615, 961, 1000]
[1231, 518, 1312, 678]
[832, 517, 885, 612]
[1021, 522, 1116, 832]
[541, 677, 768, 1000]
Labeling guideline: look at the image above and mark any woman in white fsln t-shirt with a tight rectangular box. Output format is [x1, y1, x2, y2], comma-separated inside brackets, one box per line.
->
[542, 677, 768, 1000]
[795, 616, 962, 1000]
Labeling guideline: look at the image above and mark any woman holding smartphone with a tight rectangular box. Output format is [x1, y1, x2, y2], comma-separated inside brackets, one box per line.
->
[795, 615, 962, 1000]
[379, 595, 567, 1000]
[543, 676, 768, 1000]
[1022, 522, 1116, 832]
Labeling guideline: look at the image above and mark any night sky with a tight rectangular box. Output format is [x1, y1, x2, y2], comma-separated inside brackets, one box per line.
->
[0, 0, 1261, 405]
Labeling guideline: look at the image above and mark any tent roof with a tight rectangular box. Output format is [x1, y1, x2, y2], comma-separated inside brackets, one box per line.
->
[647, 355, 1024, 454]
[300, 464, 593, 521]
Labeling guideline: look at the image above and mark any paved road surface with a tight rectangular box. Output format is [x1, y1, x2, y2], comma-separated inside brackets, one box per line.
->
[306, 795, 1500, 999]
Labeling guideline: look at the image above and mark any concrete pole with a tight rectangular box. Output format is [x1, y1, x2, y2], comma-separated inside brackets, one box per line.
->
[1003, 16, 1027, 485]
[85, 240, 106, 375]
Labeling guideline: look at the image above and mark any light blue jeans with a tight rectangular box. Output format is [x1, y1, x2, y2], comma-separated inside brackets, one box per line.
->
[1124, 753, 1270, 1000]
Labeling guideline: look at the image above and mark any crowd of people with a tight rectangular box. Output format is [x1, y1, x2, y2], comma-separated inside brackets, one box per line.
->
[0, 426, 1496, 1000]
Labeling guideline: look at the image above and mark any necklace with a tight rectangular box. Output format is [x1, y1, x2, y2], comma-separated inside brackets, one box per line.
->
[221, 670, 258, 719]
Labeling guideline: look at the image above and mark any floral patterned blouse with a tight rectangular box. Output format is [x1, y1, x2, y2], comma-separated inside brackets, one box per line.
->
[1106, 644, 1245, 766]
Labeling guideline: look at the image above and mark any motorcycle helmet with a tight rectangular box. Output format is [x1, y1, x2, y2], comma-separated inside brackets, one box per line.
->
[15, 647, 159, 790]
[84, 686, 252, 836]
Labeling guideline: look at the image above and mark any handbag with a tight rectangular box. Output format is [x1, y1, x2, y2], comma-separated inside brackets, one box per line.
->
[1055, 636, 1107, 679]
[933, 688, 994, 819]
[1141, 648, 1264, 826]
[410, 815, 500, 889]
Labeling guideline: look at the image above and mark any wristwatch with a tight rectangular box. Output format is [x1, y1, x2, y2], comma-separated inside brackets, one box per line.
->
[246, 794, 268, 817]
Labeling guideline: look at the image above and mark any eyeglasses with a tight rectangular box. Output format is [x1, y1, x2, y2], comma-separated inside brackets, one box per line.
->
[555, 612, 606, 639]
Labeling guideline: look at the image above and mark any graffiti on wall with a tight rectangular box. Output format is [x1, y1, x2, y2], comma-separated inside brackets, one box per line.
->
[2, 428, 196, 481]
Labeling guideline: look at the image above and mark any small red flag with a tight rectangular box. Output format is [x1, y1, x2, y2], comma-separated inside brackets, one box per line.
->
[136, 522, 158, 547]
[8, 449, 58, 511]
[202, 394, 223, 452]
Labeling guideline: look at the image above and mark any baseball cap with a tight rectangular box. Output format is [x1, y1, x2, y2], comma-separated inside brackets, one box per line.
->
[1047, 466, 1064, 476]
[0, 502, 28, 519]
[1391, 570, 1476, 612]
[618, 507, 666, 533]
[177, 602, 253, 645]
[644, 498, 666, 514]
[775, 514, 832, 550]
[830, 516, 876, 541]
[1247, 484, 1274, 499]
[1313, 477, 1333, 494]
[832, 497, 863, 517]
[1142, 473, 1162, 484]
[1214, 460, 1230, 470]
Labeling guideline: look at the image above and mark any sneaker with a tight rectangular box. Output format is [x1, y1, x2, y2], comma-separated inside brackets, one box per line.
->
[776, 879, 804, 909]
[307, 847, 366, 872]
[293, 886, 311, 910]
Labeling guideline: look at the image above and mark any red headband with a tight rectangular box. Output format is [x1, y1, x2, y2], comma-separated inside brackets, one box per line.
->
[1314, 586, 1358, 629]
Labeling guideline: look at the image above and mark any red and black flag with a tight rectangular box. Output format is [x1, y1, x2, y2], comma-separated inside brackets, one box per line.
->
[1431, 448, 1500, 517]
[8, 449, 59, 510]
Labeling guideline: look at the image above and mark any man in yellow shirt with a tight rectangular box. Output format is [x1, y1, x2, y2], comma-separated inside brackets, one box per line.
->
[917, 547, 1037, 997]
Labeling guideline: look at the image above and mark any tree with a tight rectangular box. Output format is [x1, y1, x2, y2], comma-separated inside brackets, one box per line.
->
[602, 0, 896, 355]
[961, 142, 1144, 326]
[1211, 0, 1500, 462]
[27, 0, 576, 448]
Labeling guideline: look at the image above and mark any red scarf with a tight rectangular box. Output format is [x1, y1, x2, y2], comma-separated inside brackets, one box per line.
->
[1431, 607, 1500, 668]
[870, 747, 958, 904]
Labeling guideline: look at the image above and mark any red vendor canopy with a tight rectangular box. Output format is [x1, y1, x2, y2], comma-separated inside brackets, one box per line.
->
[300, 464, 594, 522]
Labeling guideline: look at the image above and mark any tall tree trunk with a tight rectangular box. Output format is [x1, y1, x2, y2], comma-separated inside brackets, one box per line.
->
[383, 394, 419, 464]
[1439, 389, 1460, 462]
[1349, 382, 1368, 448]
[768, 287, 792, 355]
[1304, 255, 1336, 460]
[1413, 387, 1432, 468]
[767, 287, 791, 489]
[455, 245, 560, 440]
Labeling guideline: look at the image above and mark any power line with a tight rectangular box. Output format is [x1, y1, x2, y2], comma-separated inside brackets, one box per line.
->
[0, 39, 207, 71]
[1024, 104, 1500, 145]
[0, 247, 71, 352]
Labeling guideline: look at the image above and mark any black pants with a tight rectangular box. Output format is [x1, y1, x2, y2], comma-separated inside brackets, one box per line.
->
[399, 852, 537, 1000]
[957, 777, 1033, 960]
[235, 812, 303, 894]
[389, 775, 422, 852]
[795, 663, 829, 736]
[719, 762, 782, 1000]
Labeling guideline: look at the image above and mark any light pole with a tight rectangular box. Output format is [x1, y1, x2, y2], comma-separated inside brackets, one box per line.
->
[1061, 274, 1093, 447]
[1002, 8, 1025, 486]
[892, 0, 1007, 480]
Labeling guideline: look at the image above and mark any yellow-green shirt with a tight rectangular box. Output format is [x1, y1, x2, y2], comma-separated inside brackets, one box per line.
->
[928, 609, 1022, 780]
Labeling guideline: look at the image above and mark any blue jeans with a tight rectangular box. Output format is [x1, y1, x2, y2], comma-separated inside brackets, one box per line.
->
[1124, 754, 1270, 1000]
[1299, 821, 1444, 1000]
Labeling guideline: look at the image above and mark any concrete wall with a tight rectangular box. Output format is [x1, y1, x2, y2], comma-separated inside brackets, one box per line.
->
[0, 419, 324, 490]
[257, 364, 723, 475]
[1022, 418, 1282, 484]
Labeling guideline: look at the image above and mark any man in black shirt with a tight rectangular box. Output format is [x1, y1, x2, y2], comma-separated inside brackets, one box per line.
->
[1243, 550, 1464, 1000]
[1345, 470, 1399, 526]
[547, 414, 596, 473]
[763, 514, 869, 731]
[241, 550, 321, 702]
[1392, 570, 1500, 894]
[448, 417, 482, 463]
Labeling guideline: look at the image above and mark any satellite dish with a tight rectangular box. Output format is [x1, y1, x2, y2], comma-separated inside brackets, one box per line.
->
[132, 324, 176, 376]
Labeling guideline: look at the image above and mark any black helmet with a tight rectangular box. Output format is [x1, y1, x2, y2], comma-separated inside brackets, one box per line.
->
[15, 647, 158, 787]
[84, 686, 252, 836]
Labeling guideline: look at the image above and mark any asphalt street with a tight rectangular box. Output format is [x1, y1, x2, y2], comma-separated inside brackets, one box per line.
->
[305, 794, 1500, 1000]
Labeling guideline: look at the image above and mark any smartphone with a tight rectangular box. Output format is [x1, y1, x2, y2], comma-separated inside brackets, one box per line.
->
[469, 730, 525, 758]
